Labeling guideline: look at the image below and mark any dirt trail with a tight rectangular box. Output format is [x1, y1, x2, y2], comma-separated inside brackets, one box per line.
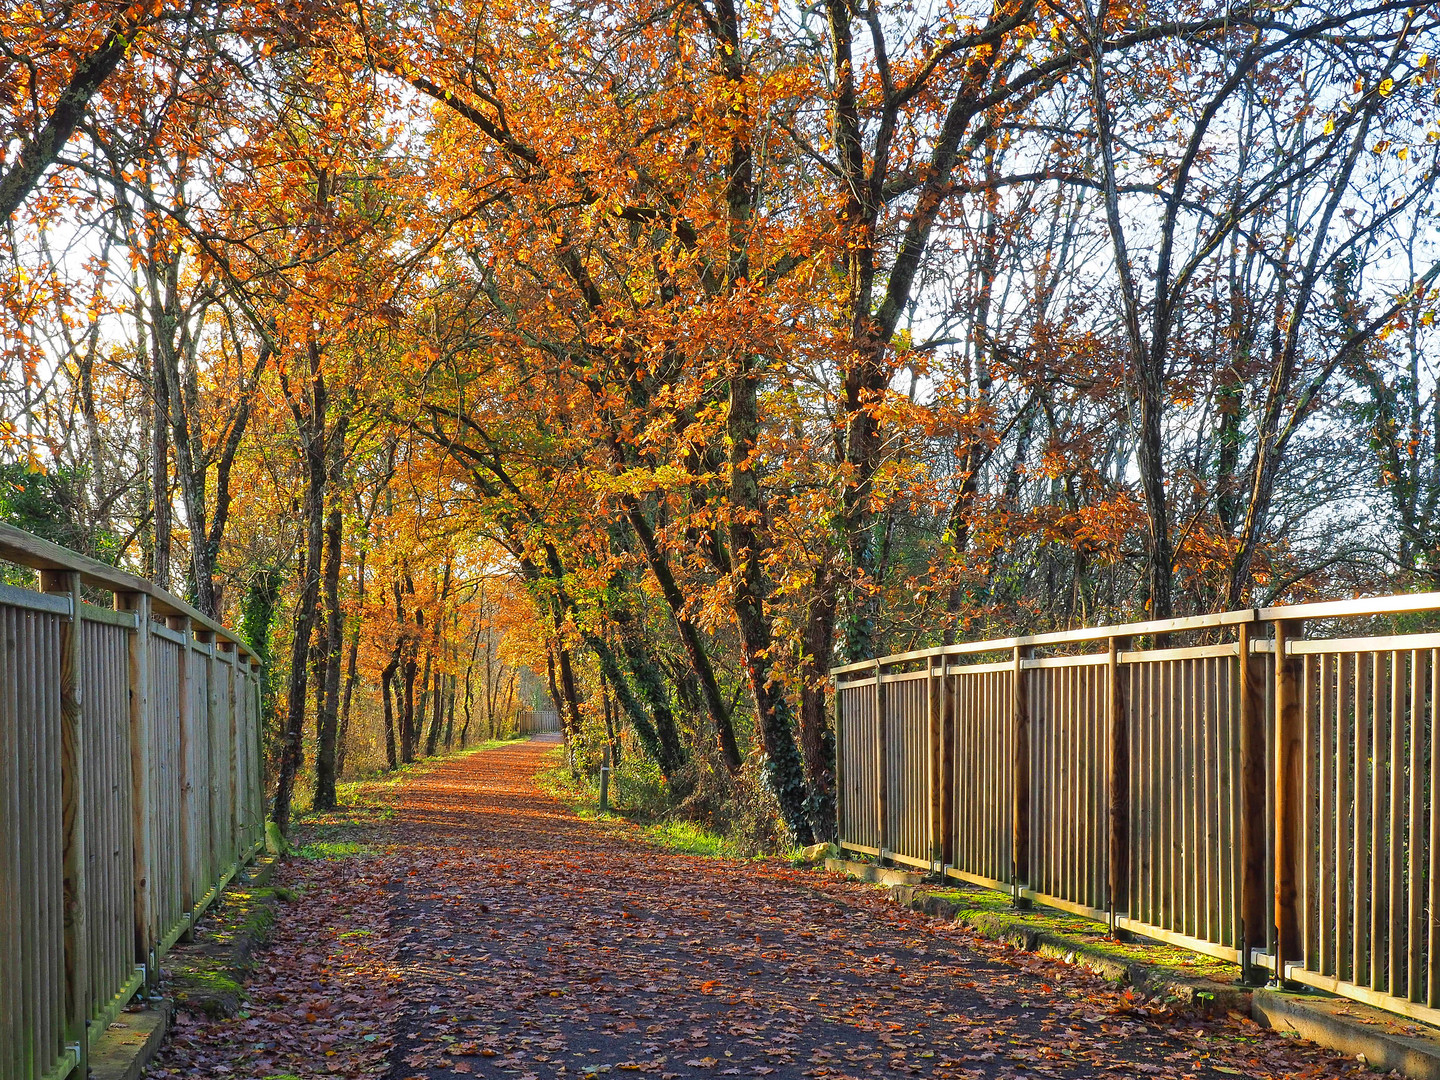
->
[147, 739, 1377, 1079]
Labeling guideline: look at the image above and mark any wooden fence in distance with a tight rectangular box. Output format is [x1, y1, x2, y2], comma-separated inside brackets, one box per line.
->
[833, 594, 1440, 1027]
[517, 707, 561, 735]
[0, 524, 265, 1080]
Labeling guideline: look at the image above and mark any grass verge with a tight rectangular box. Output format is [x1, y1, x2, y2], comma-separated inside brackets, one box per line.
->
[536, 745, 764, 860]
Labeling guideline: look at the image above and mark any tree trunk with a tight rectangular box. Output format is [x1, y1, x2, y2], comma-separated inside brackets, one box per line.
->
[728, 355, 815, 844]
[272, 351, 327, 835]
[381, 648, 400, 771]
[424, 664, 445, 756]
[336, 549, 365, 778]
[314, 445, 347, 810]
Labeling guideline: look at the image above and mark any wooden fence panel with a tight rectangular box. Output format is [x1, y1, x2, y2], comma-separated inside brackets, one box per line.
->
[1027, 661, 1109, 915]
[1120, 651, 1244, 959]
[884, 672, 931, 867]
[147, 635, 186, 952]
[0, 602, 67, 1080]
[948, 666, 1014, 889]
[837, 679, 880, 853]
[79, 615, 139, 1033]
[1282, 641, 1440, 1022]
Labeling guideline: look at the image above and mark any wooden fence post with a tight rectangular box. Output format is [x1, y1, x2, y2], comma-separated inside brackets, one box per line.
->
[41, 569, 87, 1075]
[1237, 618, 1268, 984]
[1012, 645, 1031, 905]
[117, 591, 155, 994]
[832, 679, 844, 849]
[927, 655, 943, 870]
[1273, 618, 1305, 983]
[169, 614, 194, 939]
[940, 655, 956, 869]
[875, 662, 888, 861]
[1107, 636, 1131, 937]
[218, 641, 238, 872]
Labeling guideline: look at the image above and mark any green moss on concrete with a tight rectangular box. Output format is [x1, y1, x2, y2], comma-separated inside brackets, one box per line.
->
[162, 875, 289, 1020]
[886, 883, 1248, 1013]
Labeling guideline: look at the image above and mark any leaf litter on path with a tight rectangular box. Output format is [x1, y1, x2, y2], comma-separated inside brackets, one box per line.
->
[146, 741, 1394, 1079]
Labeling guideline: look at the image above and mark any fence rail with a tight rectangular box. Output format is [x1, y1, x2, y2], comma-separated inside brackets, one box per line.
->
[834, 595, 1440, 1027]
[0, 525, 265, 1080]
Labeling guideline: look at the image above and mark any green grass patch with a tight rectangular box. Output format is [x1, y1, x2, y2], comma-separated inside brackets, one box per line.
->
[295, 840, 372, 860]
[639, 819, 750, 858]
[538, 746, 766, 861]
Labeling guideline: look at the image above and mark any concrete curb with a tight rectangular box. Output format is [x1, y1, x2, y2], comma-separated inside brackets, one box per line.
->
[1253, 987, 1440, 1078]
[168, 854, 283, 1018]
[824, 856, 924, 886]
[823, 863, 1440, 1077]
[888, 885, 1248, 1015]
[90, 1003, 173, 1080]
[88, 855, 279, 1080]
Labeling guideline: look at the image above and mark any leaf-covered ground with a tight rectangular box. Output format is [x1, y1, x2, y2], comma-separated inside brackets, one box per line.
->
[144, 738, 1392, 1079]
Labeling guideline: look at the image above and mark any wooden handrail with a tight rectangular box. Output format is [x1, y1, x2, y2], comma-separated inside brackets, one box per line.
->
[832, 591, 1440, 679]
[0, 522, 257, 666]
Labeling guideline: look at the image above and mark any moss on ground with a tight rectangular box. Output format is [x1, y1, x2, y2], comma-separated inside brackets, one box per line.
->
[164, 878, 287, 1019]
[946, 886, 1236, 978]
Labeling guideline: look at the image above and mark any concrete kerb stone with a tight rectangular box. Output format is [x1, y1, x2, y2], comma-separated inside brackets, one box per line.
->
[887, 885, 1248, 1015]
[90, 1004, 173, 1080]
[824, 856, 924, 887]
[1253, 987, 1440, 1079]
[822, 860, 1440, 1077]
[90, 854, 282, 1080]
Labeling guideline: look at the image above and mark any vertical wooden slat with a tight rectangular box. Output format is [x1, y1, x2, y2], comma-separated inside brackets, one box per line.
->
[1390, 650, 1405, 996]
[1203, 656, 1217, 945]
[1184, 656, 1197, 938]
[874, 663, 887, 859]
[1317, 653, 1332, 974]
[1337, 651, 1353, 982]
[1429, 652, 1440, 1007]
[1410, 650, 1425, 1002]
[1273, 618, 1304, 981]
[1373, 651, 1387, 992]
[1302, 653, 1315, 970]
[1013, 647, 1031, 898]
[41, 570, 87, 1078]
[1356, 653, 1372, 987]
[1108, 637, 1129, 933]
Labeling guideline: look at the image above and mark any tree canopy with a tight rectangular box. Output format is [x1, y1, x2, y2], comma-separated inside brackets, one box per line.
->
[2, 0, 1438, 838]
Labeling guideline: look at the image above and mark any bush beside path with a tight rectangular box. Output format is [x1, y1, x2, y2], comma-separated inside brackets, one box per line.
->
[144, 740, 1383, 1080]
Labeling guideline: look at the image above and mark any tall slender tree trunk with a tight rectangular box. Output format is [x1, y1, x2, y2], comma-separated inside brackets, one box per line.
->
[149, 327, 171, 590]
[314, 429, 348, 810]
[381, 648, 400, 770]
[272, 350, 327, 834]
[728, 355, 815, 844]
[336, 549, 365, 778]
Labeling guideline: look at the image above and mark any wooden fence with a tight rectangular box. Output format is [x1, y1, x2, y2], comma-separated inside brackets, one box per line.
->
[0, 525, 265, 1080]
[517, 707, 561, 735]
[833, 594, 1440, 1027]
